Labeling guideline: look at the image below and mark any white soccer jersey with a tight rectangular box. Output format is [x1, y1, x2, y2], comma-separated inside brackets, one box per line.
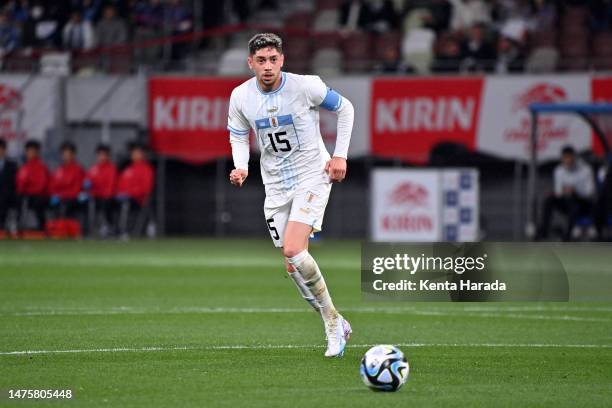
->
[227, 72, 342, 197]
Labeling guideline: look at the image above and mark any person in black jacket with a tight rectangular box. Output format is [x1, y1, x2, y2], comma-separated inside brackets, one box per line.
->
[0, 139, 18, 232]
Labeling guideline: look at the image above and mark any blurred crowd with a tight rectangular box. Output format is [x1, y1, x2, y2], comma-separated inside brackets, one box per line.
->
[0, 138, 154, 239]
[0, 0, 610, 73]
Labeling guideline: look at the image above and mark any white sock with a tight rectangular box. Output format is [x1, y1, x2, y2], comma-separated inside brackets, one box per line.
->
[287, 250, 337, 323]
[288, 271, 320, 312]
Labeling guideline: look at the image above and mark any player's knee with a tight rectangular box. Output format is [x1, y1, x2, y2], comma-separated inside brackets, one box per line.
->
[283, 245, 304, 259]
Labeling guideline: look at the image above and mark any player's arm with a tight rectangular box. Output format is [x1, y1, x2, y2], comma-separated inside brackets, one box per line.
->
[317, 85, 354, 183]
[227, 89, 250, 187]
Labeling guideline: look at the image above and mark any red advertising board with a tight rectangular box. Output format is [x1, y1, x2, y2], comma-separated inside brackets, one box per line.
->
[149, 77, 247, 162]
[591, 77, 612, 155]
[370, 77, 484, 163]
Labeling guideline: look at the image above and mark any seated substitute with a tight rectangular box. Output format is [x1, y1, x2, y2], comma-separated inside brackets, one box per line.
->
[115, 142, 154, 237]
[85, 144, 118, 234]
[16, 140, 49, 231]
[536, 145, 595, 240]
[49, 141, 86, 219]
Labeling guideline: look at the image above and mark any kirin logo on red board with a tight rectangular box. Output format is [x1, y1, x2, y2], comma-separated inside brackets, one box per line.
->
[0, 83, 25, 141]
[505, 82, 569, 150]
[371, 78, 484, 163]
[387, 182, 429, 209]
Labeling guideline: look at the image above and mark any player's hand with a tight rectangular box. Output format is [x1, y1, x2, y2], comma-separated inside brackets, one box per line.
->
[325, 157, 347, 183]
[230, 169, 248, 187]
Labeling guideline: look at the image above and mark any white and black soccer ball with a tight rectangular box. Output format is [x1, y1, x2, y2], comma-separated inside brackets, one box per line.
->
[360, 345, 409, 392]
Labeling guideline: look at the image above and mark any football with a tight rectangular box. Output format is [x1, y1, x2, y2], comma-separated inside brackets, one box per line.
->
[360, 345, 410, 392]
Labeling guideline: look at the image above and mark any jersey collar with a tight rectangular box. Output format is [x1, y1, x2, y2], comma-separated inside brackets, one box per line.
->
[256, 72, 286, 96]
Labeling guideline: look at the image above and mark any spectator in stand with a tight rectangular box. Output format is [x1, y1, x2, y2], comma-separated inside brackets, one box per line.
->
[340, 0, 368, 31]
[0, 11, 20, 59]
[16, 140, 49, 231]
[536, 145, 595, 241]
[96, 5, 127, 46]
[132, 0, 164, 64]
[116, 142, 154, 237]
[165, 0, 192, 62]
[49, 141, 86, 219]
[21, 2, 61, 49]
[590, 0, 612, 32]
[0, 139, 18, 234]
[6, 0, 30, 23]
[431, 34, 464, 72]
[81, 0, 104, 22]
[62, 10, 96, 51]
[449, 0, 492, 31]
[366, 0, 399, 32]
[461, 22, 496, 72]
[85, 144, 117, 234]
[374, 40, 413, 74]
[494, 35, 524, 73]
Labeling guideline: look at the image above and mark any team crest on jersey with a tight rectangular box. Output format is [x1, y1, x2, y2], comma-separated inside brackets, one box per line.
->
[270, 116, 278, 127]
[267, 107, 278, 113]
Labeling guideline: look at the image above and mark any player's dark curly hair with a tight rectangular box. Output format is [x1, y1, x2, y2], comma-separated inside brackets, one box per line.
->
[248, 33, 283, 55]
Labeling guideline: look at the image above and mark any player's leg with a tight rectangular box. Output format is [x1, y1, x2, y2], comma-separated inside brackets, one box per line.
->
[263, 198, 319, 311]
[283, 183, 351, 357]
[284, 221, 351, 357]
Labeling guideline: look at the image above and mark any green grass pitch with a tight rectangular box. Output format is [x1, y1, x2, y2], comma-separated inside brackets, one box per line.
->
[0, 239, 610, 407]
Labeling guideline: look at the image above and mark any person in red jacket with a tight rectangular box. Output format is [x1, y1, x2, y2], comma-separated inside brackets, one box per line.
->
[49, 141, 86, 218]
[85, 144, 117, 234]
[116, 142, 154, 237]
[16, 140, 49, 231]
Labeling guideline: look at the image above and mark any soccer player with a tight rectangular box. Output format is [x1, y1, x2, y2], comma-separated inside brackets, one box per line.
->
[227, 33, 354, 357]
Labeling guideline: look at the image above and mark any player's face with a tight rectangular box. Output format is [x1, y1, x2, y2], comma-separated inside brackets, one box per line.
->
[248, 47, 284, 91]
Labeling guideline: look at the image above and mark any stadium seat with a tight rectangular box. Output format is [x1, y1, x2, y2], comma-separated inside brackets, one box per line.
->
[283, 35, 312, 73]
[559, 33, 590, 71]
[315, 0, 342, 11]
[341, 32, 373, 72]
[312, 9, 340, 32]
[592, 32, 612, 70]
[374, 31, 402, 62]
[249, 9, 284, 28]
[312, 32, 341, 50]
[530, 30, 557, 48]
[217, 48, 251, 76]
[311, 48, 342, 76]
[525, 47, 559, 73]
[284, 11, 313, 30]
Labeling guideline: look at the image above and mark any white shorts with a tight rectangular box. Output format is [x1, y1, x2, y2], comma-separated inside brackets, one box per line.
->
[263, 180, 332, 247]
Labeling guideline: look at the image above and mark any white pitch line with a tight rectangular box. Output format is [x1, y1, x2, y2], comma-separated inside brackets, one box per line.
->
[2, 306, 610, 322]
[0, 257, 359, 269]
[1, 342, 611, 356]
